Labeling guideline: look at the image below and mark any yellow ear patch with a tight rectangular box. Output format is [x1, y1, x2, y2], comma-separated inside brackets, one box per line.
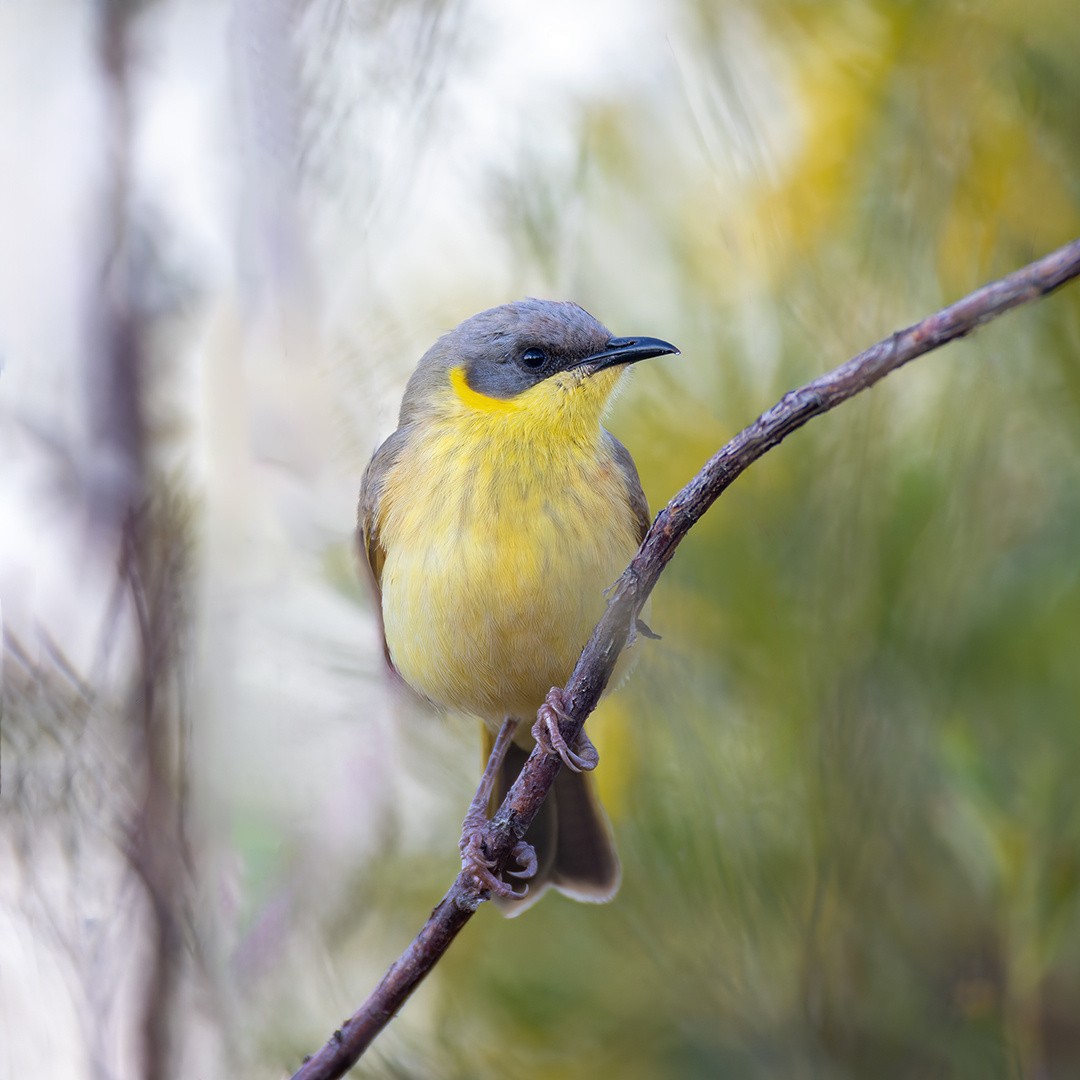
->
[447, 361, 624, 440]
[449, 365, 520, 414]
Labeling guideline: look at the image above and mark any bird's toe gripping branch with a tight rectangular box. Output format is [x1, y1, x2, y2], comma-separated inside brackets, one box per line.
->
[459, 828, 534, 898]
[532, 687, 600, 773]
[457, 715, 537, 898]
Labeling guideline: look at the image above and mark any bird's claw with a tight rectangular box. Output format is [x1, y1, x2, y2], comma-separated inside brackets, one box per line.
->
[505, 840, 538, 880]
[460, 829, 535, 898]
[532, 688, 599, 773]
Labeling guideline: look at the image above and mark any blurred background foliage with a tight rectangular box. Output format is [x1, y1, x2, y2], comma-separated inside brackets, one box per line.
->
[3, 0, 1080, 1077]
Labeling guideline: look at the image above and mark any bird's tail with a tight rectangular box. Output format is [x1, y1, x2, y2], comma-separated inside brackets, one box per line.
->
[484, 736, 621, 916]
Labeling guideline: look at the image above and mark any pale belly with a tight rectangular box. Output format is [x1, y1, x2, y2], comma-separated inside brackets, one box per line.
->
[379, 438, 640, 725]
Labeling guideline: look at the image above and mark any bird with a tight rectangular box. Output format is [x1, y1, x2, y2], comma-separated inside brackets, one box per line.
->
[357, 298, 678, 913]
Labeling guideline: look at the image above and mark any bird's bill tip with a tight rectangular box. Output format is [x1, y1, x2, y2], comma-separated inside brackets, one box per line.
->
[583, 335, 680, 372]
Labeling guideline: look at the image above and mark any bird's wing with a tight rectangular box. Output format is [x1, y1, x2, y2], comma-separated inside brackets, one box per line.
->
[604, 430, 650, 544]
[357, 426, 409, 669]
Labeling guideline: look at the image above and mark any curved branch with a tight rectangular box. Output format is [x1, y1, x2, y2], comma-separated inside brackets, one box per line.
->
[291, 237, 1080, 1080]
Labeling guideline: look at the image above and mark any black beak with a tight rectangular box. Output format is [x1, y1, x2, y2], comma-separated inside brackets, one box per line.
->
[581, 335, 680, 373]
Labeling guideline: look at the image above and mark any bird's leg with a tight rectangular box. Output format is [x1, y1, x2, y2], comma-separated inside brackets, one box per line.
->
[459, 717, 535, 898]
[532, 687, 599, 773]
[460, 717, 518, 839]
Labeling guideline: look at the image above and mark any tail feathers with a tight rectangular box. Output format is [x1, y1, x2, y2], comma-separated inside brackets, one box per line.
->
[549, 765, 621, 902]
[486, 739, 621, 917]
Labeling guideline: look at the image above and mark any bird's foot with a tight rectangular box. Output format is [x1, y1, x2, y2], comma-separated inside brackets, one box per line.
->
[459, 826, 534, 898]
[458, 715, 534, 898]
[532, 687, 599, 773]
[506, 840, 538, 881]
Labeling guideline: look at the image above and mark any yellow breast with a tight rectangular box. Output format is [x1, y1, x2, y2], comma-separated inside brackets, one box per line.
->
[377, 368, 640, 726]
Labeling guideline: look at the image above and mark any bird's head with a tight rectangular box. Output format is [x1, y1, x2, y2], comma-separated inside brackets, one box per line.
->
[401, 299, 678, 436]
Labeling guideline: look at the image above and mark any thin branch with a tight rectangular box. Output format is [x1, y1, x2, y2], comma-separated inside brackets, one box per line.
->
[291, 237, 1080, 1080]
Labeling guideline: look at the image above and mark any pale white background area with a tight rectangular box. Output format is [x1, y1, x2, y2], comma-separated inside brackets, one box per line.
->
[0, 2, 753, 1075]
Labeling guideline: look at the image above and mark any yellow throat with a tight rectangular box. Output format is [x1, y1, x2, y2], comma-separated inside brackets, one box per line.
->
[376, 362, 640, 725]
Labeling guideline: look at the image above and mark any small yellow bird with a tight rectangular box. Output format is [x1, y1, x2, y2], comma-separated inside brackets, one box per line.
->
[358, 299, 677, 912]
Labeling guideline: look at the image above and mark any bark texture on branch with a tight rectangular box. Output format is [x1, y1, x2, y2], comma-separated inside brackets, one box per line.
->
[291, 237, 1080, 1080]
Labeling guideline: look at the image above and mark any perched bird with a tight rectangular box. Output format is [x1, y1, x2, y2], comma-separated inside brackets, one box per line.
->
[358, 299, 677, 912]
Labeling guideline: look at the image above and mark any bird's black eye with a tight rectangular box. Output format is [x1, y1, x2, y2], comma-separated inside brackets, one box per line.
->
[521, 347, 547, 369]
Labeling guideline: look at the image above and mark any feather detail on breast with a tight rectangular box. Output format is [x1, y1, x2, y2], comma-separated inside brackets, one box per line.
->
[369, 411, 643, 724]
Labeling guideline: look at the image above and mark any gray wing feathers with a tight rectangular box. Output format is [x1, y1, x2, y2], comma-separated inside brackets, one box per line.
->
[357, 426, 410, 670]
[357, 426, 410, 592]
[604, 430, 650, 544]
